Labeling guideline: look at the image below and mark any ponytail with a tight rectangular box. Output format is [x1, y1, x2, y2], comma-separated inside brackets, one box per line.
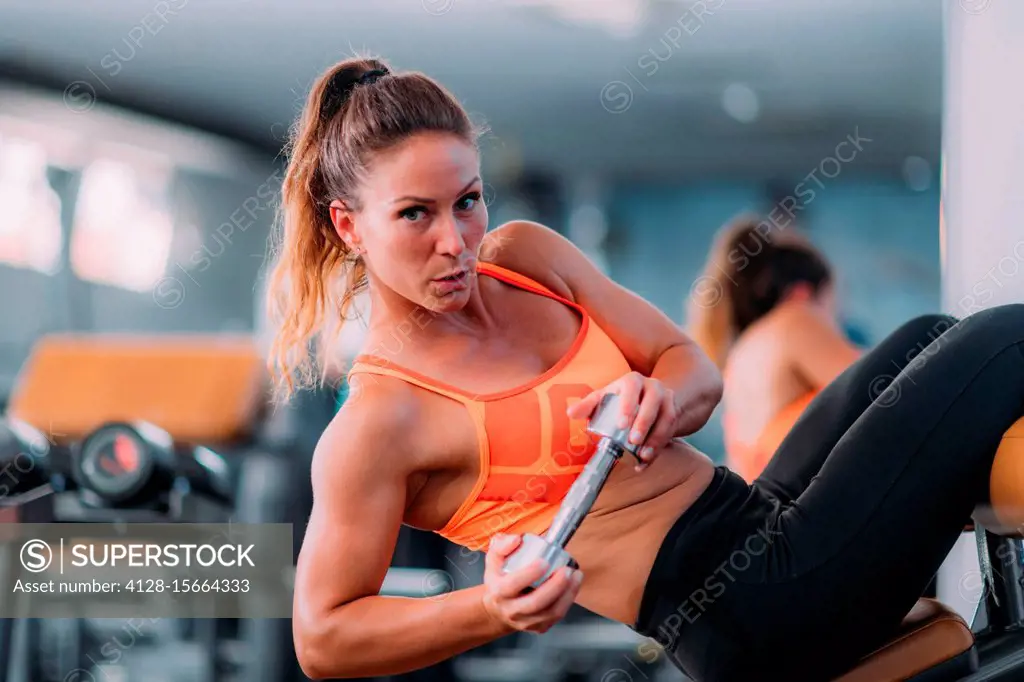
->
[686, 215, 831, 369]
[687, 216, 760, 368]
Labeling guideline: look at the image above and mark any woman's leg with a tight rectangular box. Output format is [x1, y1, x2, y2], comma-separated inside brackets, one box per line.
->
[755, 313, 959, 504]
[734, 304, 1024, 679]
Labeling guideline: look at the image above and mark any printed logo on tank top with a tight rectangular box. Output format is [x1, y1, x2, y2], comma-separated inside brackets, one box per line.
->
[477, 383, 597, 503]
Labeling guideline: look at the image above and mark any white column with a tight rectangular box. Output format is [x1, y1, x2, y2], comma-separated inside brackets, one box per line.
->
[941, 0, 1024, 314]
[936, 0, 1024, 625]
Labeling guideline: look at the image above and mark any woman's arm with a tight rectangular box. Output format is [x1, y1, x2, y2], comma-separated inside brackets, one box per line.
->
[293, 392, 512, 679]
[486, 221, 723, 438]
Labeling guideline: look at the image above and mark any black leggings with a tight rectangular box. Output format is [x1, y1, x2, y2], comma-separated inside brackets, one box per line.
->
[634, 304, 1024, 682]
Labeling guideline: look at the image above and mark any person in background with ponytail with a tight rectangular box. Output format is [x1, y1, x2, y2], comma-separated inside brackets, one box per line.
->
[688, 215, 862, 482]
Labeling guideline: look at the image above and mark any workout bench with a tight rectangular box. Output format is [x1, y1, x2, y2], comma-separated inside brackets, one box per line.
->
[835, 417, 1024, 681]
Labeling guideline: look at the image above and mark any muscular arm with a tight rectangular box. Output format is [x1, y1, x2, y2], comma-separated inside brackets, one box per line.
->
[293, 396, 511, 679]
[486, 220, 722, 437]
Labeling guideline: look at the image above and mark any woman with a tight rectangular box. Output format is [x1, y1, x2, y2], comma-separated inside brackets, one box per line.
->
[267, 57, 1024, 682]
[687, 218, 862, 482]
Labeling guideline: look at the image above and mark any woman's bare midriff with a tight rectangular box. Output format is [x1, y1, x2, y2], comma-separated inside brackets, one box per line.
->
[560, 441, 715, 624]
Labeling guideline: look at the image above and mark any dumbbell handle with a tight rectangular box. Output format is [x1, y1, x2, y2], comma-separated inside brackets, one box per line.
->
[543, 437, 624, 549]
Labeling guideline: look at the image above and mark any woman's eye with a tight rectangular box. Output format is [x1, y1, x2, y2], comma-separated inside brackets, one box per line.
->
[399, 206, 427, 222]
[456, 192, 481, 212]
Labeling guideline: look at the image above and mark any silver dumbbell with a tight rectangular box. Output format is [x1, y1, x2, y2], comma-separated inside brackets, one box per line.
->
[501, 392, 641, 589]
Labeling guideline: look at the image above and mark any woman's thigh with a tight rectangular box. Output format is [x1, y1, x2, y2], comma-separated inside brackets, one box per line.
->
[738, 305, 1024, 676]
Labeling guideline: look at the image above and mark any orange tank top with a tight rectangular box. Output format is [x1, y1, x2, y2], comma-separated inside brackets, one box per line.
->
[723, 391, 817, 483]
[346, 262, 632, 551]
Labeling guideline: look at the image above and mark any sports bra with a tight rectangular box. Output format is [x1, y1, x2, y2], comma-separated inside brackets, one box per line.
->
[723, 391, 817, 483]
[346, 262, 632, 551]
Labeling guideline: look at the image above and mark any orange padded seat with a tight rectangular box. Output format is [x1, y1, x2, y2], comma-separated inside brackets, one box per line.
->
[835, 599, 974, 682]
[7, 334, 267, 443]
[980, 417, 1024, 535]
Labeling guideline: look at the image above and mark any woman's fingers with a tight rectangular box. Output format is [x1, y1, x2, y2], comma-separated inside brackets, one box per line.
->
[484, 534, 522, 574]
[614, 374, 644, 429]
[629, 384, 663, 449]
[565, 388, 606, 420]
[568, 374, 644, 421]
[508, 566, 577, 616]
[513, 568, 584, 633]
[492, 560, 550, 600]
[564, 374, 681, 472]
[535, 572, 583, 624]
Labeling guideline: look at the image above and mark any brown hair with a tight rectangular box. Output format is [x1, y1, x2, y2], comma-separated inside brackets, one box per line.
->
[687, 214, 833, 368]
[264, 56, 481, 400]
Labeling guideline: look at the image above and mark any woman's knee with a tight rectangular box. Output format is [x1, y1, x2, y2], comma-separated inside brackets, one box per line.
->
[965, 303, 1024, 327]
[883, 314, 959, 354]
[898, 313, 959, 338]
[957, 304, 1024, 347]
[918, 304, 1024, 367]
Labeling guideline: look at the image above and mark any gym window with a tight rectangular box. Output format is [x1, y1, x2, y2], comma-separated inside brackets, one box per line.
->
[70, 157, 174, 292]
[0, 134, 63, 275]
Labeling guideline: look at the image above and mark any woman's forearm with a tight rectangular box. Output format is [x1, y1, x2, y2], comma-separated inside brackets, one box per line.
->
[296, 584, 513, 679]
[651, 340, 724, 437]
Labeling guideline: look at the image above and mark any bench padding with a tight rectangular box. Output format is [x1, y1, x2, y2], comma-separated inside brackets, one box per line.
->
[7, 334, 266, 443]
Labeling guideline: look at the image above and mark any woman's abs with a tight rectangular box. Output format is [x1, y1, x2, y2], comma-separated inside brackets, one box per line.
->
[539, 441, 715, 625]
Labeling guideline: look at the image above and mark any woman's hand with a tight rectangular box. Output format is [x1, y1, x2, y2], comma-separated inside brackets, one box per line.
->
[481, 534, 583, 634]
[566, 371, 680, 471]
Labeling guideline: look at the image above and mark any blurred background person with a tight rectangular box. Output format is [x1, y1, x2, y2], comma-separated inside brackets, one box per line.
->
[687, 216, 861, 482]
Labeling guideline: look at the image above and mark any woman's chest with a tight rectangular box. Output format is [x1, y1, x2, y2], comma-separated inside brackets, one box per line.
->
[432, 291, 584, 395]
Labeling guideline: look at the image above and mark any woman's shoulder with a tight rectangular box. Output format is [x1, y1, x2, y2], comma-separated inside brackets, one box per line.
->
[771, 298, 834, 334]
[480, 220, 576, 300]
[319, 374, 425, 467]
[729, 301, 813, 362]
[308, 382, 425, 510]
[338, 369, 426, 427]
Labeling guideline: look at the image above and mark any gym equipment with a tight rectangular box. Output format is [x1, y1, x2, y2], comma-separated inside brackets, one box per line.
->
[65, 420, 235, 521]
[0, 416, 241, 682]
[0, 417, 61, 498]
[0, 417, 61, 682]
[832, 416, 1024, 681]
[0, 334, 303, 682]
[502, 393, 640, 588]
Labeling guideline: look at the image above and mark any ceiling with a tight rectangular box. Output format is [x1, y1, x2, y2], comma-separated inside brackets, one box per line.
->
[0, 0, 945, 181]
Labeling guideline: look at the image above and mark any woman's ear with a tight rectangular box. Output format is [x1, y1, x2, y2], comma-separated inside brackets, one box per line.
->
[329, 199, 357, 250]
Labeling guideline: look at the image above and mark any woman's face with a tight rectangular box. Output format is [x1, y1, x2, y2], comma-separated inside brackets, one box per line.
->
[333, 131, 488, 313]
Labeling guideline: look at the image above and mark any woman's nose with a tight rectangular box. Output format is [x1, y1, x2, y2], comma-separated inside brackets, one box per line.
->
[435, 216, 466, 256]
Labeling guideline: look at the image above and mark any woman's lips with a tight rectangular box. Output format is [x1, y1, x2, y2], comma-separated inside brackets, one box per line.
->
[432, 269, 469, 293]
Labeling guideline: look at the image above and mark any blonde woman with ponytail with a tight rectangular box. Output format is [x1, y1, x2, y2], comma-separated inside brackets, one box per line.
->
[269, 56, 724, 679]
[269, 57, 1024, 682]
[688, 216, 861, 481]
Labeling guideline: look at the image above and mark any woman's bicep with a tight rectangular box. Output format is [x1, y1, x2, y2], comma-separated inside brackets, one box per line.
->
[294, 415, 409, 624]
[574, 277, 693, 374]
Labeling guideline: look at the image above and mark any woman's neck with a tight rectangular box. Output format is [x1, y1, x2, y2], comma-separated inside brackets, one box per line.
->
[364, 273, 501, 349]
